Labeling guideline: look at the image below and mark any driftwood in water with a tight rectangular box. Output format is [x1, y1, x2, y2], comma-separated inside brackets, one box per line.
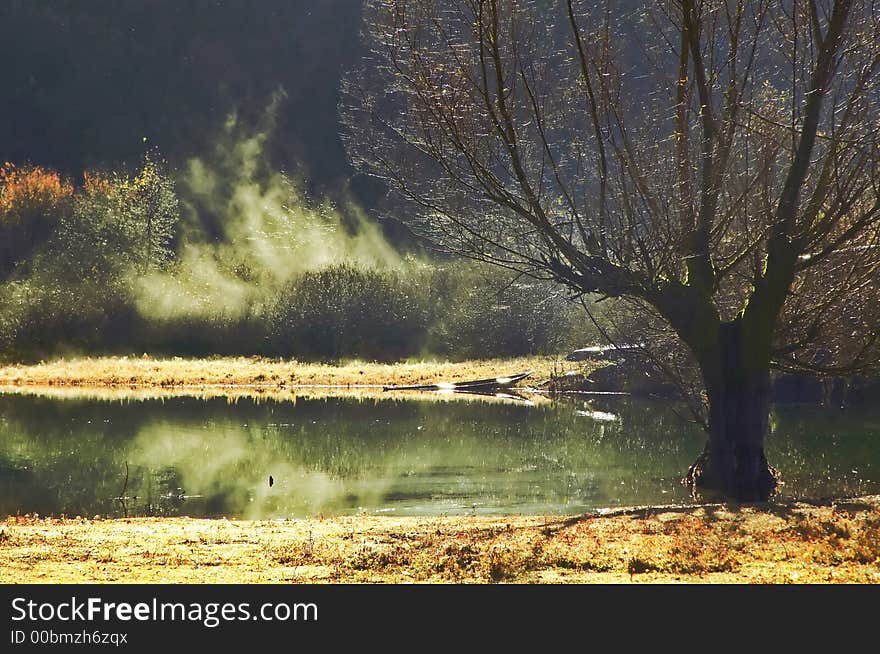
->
[382, 371, 533, 392]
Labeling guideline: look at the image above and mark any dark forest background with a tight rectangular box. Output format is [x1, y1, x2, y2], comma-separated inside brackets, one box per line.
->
[0, 1, 586, 362]
[0, 0, 364, 191]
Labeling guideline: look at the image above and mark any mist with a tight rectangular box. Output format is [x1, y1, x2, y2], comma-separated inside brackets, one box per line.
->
[0, 96, 581, 362]
[135, 97, 403, 322]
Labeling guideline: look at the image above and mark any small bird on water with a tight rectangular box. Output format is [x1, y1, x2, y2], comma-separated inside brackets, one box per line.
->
[269, 475, 274, 487]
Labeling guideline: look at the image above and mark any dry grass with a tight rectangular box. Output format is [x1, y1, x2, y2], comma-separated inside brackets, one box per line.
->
[2, 497, 878, 583]
[0, 355, 582, 390]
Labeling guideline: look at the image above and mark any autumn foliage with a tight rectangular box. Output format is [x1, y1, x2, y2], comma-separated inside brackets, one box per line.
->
[0, 162, 166, 218]
[0, 163, 73, 224]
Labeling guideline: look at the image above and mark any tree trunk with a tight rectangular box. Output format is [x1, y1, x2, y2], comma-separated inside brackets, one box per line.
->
[685, 320, 779, 501]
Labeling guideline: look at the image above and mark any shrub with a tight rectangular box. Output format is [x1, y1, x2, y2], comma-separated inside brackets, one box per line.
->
[267, 264, 432, 360]
[0, 163, 73, 218]
[262, 262, 585, 361]
[60, 153, 179, 277]
[0, 157, 586, 361]
[0, 163, 74, 279]
[425, 264, 583, 359]
[0, 156, 179, 361]
[134, 311, 269, 358]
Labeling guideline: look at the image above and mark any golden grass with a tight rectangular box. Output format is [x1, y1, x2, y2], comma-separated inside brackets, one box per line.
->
[0, 355, 583, 390]
[2, 498, 878, 583]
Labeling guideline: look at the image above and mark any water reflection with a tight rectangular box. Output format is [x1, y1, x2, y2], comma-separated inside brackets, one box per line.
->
[0, 391, 877, 518]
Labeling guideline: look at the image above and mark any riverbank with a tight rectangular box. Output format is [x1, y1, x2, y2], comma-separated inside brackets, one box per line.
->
[2, 497, 879, 583]
[0, 355, 582, 390]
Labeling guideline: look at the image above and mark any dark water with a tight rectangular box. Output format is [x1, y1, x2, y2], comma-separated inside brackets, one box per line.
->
[0, 391, 878, 518]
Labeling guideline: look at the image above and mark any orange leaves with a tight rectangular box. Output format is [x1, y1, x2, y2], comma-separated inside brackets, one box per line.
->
[81, 170, 115, 196]
[0, 163, 145, 222]
[81, 160, 163, 203]
[0, 163, 74, 220]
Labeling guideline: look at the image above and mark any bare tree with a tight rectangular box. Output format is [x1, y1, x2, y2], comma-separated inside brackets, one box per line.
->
[342, 0, 880, 500]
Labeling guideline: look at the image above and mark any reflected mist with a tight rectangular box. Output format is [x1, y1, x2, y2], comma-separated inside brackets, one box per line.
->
[0, 392, 878, 518]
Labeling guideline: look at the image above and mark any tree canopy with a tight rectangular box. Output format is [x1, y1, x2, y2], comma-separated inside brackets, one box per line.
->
[343, 0, 880, 498]
[344, 0, 880, 377]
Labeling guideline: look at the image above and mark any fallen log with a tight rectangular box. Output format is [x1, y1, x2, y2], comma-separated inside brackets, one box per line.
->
[382, 370, 533, 392]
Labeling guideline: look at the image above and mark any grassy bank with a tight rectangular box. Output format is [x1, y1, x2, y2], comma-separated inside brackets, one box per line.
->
[2, 498, 879, 583]
[0, 355, 585, 389]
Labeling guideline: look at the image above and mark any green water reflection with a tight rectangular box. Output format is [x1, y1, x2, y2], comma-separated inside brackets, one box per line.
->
[0, 393, 877, 517]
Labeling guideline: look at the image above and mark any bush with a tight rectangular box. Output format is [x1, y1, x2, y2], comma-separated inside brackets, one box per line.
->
[0, 275, 140, 360]
[0, 155, 179, 361]
[133, 312, 269, 358]
[263, 262, 584, 361]
[0, 163, 74, 280]
[68, 153, 178, 275]
[267, 264, 432, 360]
[425, 265, 583, 359]
[0, 157, 586, 362]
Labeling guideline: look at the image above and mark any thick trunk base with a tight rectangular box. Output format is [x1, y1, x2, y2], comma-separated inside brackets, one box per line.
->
[686, 319, 779, 502]
[684, 443, 779, 502]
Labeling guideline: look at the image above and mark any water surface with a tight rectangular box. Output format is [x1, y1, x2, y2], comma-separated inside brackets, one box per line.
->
[0, 391, 878, 518]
